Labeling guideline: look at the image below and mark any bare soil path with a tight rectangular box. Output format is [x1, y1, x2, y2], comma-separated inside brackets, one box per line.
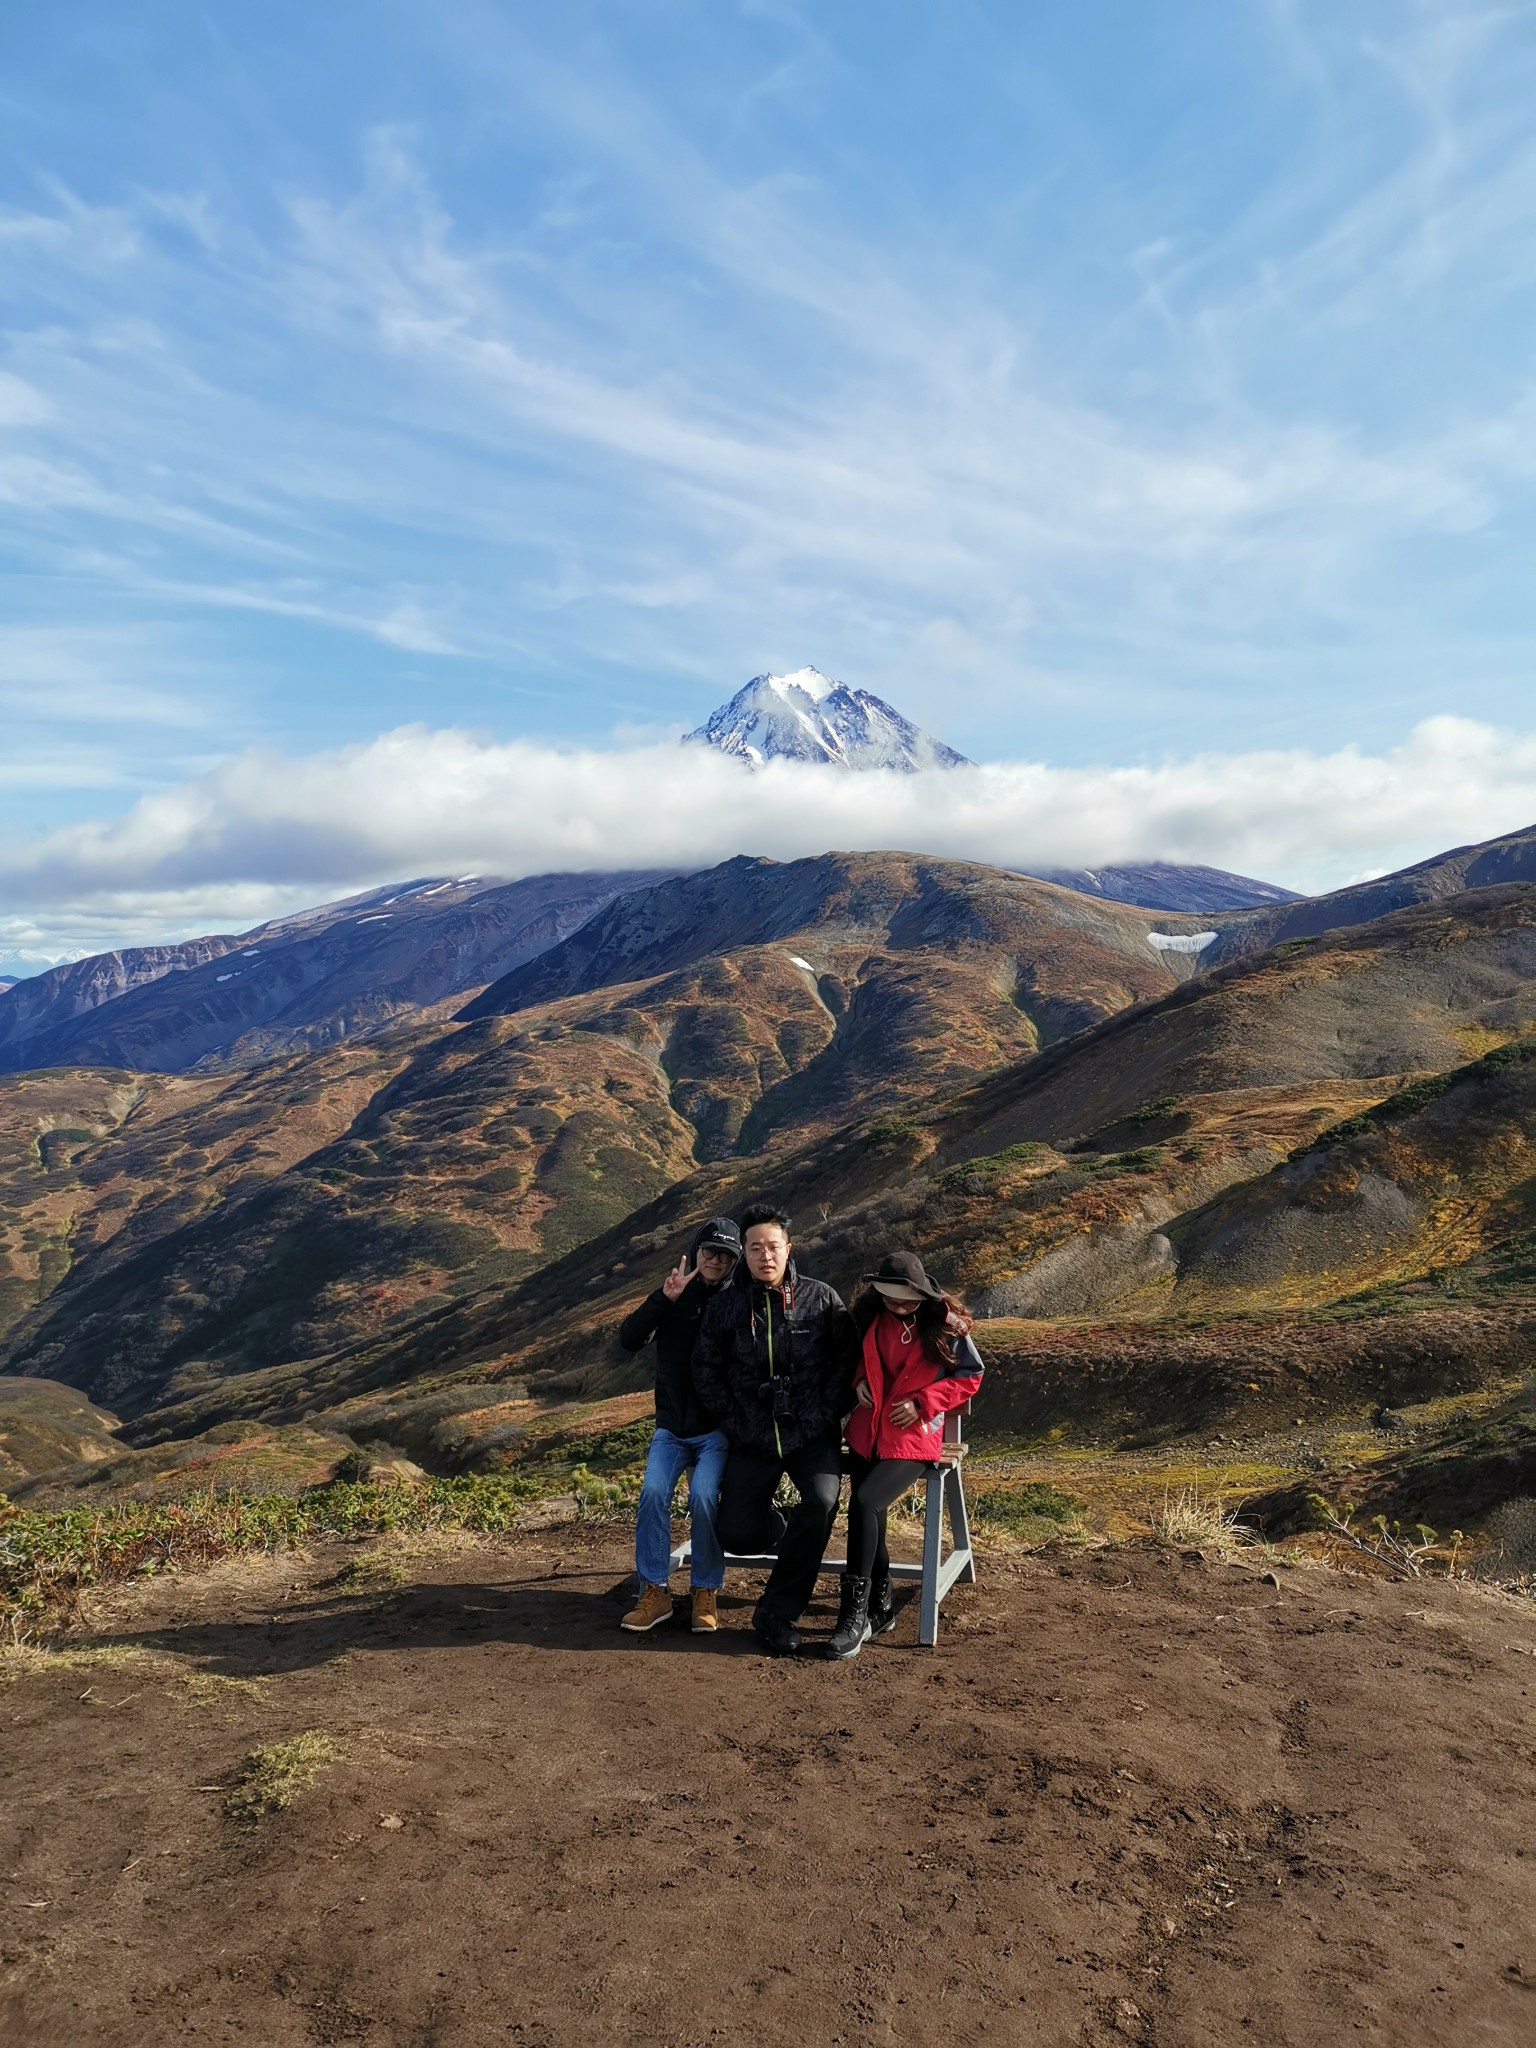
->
[4, 1531, 1534, 2046]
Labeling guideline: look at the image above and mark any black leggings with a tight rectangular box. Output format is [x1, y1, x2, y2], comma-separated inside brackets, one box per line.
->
[845, 1454, 932, 1581]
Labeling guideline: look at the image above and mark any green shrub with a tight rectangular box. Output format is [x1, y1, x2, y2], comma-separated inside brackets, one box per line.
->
[940, 1141, 1045, 1186]
[971, 1483, 1082, 1533]
[574, 1419, 656, 1471]
[865, 1115, 921, 1148]
[0, 1473, 555, 1642]
[1296, 1035, 1536, 1160]
[1087, 1146, 1163, 1173]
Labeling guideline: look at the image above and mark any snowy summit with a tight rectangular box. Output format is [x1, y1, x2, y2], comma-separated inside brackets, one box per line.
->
[684, 667, 971, 772]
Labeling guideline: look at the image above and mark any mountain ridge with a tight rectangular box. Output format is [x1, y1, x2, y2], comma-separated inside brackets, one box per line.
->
[1030, 860, 1300, 912]
[0, 870, 673, 1078]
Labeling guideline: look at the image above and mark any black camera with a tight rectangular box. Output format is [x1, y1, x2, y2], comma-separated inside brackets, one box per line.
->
[759, 1377, 796, 1421]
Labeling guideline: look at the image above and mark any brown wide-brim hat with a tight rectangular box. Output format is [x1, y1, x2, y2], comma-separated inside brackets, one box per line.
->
[859, 1250, 945, 1301]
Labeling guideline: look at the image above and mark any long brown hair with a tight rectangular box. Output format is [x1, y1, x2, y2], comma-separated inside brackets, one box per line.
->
[851, 1283, 973, 1368]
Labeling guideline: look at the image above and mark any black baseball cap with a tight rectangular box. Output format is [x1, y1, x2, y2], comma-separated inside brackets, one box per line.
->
[694, 1216, 743, 1258]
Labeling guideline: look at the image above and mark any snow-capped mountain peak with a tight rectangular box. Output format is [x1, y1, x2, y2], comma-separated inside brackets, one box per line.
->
[769, 664, 838, 703]
[685, 668, 971, 772]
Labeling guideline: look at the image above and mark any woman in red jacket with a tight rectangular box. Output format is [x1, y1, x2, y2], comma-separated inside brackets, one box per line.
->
[828, 1250, 985, 1660]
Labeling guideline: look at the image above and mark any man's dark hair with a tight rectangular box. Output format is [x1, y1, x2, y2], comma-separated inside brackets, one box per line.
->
[739, 1202, 791, 1238]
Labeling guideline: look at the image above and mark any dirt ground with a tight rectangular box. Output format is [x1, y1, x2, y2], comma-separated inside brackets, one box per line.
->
[4, 1528, 1535, 2048]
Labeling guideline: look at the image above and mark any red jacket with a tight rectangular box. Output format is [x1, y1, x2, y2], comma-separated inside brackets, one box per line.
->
[844, 1310, 984, 1463]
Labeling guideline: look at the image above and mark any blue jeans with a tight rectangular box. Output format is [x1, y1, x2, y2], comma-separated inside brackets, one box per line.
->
[635, 1426, 728, 1590]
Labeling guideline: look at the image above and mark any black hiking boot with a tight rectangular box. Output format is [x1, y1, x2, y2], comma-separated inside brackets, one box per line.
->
[752, 1607, 802, 1657]
[868, 1572, 897, 1637]
[826, 1575, 872, 1661]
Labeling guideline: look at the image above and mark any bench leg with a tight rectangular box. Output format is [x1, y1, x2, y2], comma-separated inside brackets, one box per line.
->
[946, 1465, 976, 1586]
[668, 1538, 692, 1576]
[919, 1467, 945, 1646]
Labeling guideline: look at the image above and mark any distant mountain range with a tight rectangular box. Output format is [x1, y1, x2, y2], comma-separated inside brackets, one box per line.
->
[684, 666, 972, 771]
[0, 871, 670, 1077]
[8, 817, 1531, 1079]
[0, 856, 1290, 1077]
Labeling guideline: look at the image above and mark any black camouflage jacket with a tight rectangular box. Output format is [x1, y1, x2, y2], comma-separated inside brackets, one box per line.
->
[691, 1258, 858, 1457]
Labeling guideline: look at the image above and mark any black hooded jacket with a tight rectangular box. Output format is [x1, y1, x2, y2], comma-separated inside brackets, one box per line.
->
[617, 1220, 739, 1438]
[691, 1257, 858, 1458]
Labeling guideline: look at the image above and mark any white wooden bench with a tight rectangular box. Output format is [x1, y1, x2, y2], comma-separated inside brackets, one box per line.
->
[667, 1404, 975, 1646]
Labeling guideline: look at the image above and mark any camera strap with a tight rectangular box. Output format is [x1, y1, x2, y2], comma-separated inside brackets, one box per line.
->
[752, 1280, 794, 1459]
[766, 1306, 782, 1457]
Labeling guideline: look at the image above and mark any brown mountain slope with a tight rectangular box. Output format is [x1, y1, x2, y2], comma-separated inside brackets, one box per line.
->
[0, 1374, 120, 1490]
[0, 853, 1197, 1410]
[0, 1067, 226, 1339]
[0, 1014, 700, 1418]
[918, 882, 1536, 1161]
[1168, 1037, 1536, 1309]
[460, 851, 1196, 1041]
[0, 1039, 431, 1344]
[7, 875, 1535, 1473]
[456, 849, 1212, 1162]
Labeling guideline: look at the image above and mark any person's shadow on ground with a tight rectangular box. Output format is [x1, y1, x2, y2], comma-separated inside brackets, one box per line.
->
[109, 1564, 862, 1675]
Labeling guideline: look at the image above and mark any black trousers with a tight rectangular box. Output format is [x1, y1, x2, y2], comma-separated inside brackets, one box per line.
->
[716, 1437, 844, 1624]
[845, 1453, 932, 1581]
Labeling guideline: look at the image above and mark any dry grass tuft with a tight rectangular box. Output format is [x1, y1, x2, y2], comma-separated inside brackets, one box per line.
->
[224, 1729, 342, 1824]
[0, 1642, 162, 1684]
[1151, 1486, 1253, 1553]
[334, 1551, 413, 1594]
[331, 1527, 486, 1596]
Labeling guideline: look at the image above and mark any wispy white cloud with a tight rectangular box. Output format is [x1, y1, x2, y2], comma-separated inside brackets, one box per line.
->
[0, 370, 53, 427]
[0, 625, 215, 728]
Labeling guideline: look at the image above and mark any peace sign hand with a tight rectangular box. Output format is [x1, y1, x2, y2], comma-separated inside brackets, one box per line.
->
[662, 1258, 697, 1302]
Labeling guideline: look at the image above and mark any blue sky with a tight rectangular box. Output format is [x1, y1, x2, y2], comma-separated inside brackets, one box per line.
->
[3, 2, 1536, 968]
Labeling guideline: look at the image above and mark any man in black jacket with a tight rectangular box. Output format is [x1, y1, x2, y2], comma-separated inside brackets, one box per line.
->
[692, 1203, 858, 1655]
[617, 1216, 742, 1635]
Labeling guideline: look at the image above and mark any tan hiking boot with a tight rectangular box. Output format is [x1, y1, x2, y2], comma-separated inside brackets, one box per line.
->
[621, 1582, 674, 1632]
[690, 1587, 719, 1634]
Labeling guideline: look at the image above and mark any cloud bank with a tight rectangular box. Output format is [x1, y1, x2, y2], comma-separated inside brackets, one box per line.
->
[3, 715, 1533, 966]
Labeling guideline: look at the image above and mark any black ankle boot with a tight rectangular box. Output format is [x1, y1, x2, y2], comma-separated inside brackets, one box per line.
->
[826, 1575, 872, 1661]
[868, 1572, 896, 1637]
[752, 1606, 801, 1657]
